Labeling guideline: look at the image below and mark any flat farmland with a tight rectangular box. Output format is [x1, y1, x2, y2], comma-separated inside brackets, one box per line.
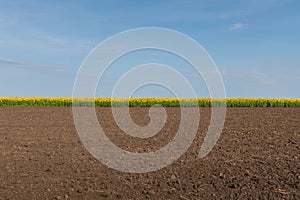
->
[0, 107, 299, 199]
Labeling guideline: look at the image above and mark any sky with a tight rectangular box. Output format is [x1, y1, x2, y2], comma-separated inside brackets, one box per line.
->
[0, 0, 299, 98]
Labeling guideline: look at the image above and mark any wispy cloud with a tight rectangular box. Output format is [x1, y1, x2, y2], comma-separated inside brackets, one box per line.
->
[0, 58, 65, 73]
[228, 22, 247, 30]
[219, 9, 252, 19]
[222, 69, 300, 84]
[0, 34, 94, 53]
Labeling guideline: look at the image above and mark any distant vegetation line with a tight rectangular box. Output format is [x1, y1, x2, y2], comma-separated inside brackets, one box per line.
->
[0, 97, 299, 107]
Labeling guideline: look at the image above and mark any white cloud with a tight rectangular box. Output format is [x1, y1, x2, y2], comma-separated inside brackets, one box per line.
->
[0, 32, 95, 53]
[219, 9, 252, 19]
[221, 69, 300, 84]
[0, 58, 64, 73]
[228, 23, 247, 30]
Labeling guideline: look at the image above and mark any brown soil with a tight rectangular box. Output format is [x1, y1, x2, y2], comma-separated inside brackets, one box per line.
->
[0, 107, 299, 199]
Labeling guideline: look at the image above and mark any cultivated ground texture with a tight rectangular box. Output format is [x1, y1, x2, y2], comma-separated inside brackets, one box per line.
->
[0, 107, 299, 199]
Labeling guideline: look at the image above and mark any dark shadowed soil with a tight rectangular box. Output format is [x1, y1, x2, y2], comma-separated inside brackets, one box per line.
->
[0, 107, 299, 199]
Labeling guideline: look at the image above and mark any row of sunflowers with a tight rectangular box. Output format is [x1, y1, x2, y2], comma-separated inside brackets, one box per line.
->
[0, 97, 299, 107]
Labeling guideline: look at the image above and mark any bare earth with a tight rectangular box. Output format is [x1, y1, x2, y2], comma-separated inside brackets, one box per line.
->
[0, 107, 299, 199]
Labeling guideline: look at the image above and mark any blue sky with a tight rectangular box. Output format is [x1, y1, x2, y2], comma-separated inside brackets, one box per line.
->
[0, 0, 299, 97]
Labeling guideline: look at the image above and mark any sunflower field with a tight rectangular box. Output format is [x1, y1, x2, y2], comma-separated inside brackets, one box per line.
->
[0, 97, 299, 107]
